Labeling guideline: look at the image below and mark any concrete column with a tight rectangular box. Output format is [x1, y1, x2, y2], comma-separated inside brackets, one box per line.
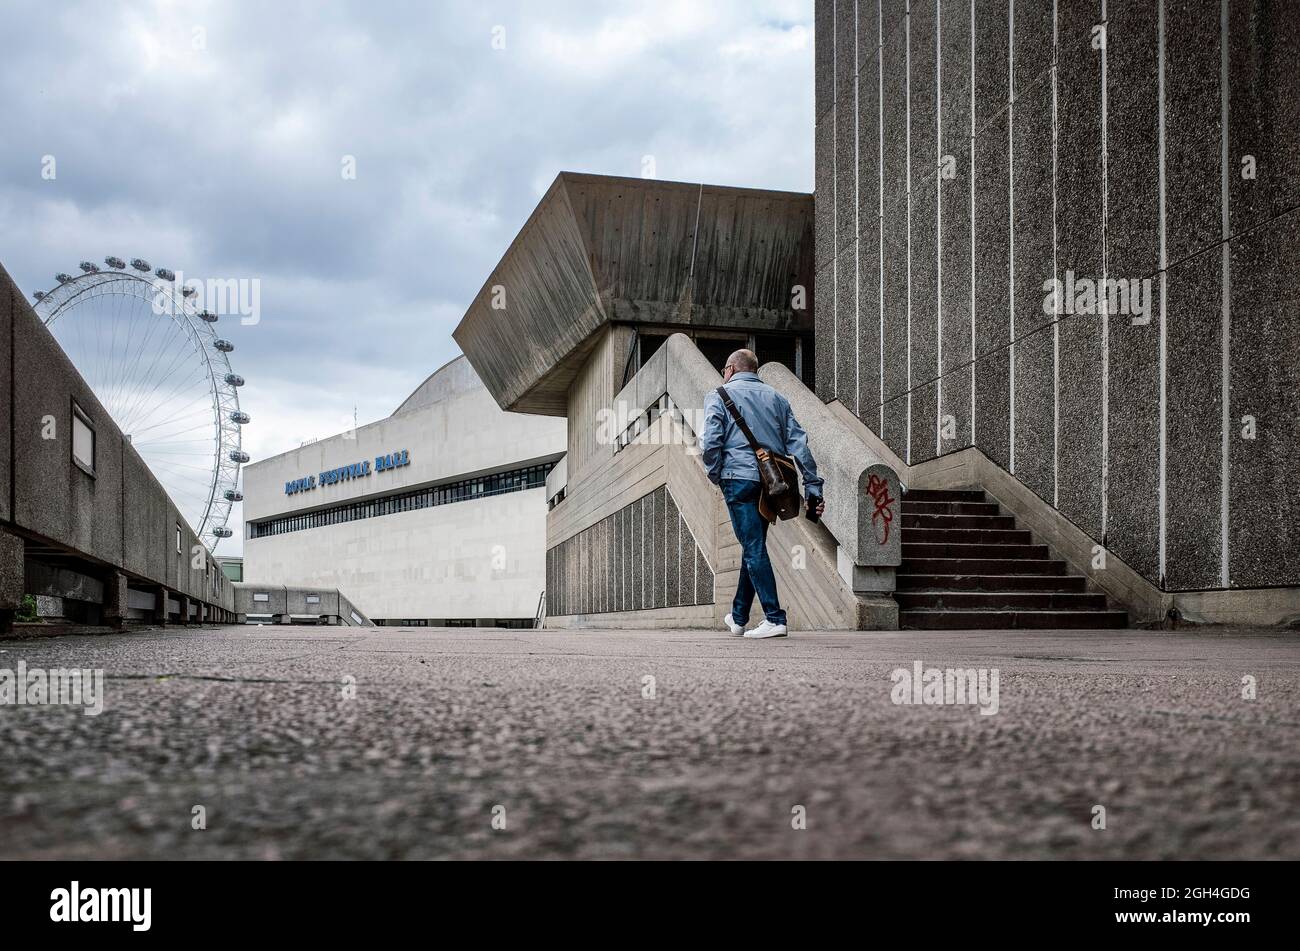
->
[0, 530, 24, 635]
[153, 587, 170, 626]
[101, 570, 128, 630]
[176, 593, 191, 626]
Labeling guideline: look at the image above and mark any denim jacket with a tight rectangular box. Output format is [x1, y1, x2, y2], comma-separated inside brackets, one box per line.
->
[698, 372, 824, 498]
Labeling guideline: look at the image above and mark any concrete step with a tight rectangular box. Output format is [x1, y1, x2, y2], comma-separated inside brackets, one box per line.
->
[900, 609, 1129, 630]
[902, 513, 1017, 530]
[904, 527, 1032, 545]
[900, 500, 1001, 516]
[899, 557, 1067, 575]
[894, 484, 1126, 628]
[903, 489, 986, 503]
[896, 573, 1088, 592]
[894, 590, 1109, 611]
[902, 542, 1050, 560]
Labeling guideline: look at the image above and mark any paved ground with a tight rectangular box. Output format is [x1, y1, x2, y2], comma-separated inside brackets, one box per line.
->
[0, 624, 1297, 859]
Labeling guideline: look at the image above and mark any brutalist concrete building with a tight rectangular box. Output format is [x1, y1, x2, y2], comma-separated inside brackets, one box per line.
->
[449, 7, 1297, 631]
[812, 0, 1298, 623]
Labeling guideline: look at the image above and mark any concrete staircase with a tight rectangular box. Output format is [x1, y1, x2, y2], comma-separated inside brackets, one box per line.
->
[896, 489, 1128, 630]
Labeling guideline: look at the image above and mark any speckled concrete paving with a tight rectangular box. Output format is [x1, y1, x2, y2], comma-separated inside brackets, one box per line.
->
[0, 624, 1296, 859]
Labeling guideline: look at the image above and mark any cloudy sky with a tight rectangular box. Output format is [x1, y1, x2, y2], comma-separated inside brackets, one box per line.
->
[1, 0, 814, 553]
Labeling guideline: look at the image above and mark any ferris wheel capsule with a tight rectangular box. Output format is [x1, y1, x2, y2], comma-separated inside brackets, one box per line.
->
[224, 489, 244, 502]
[79, 261, 99, 273]
[214, 339, 234, 352]
[211, 526, 234, 538]
[230, 411, 251, 424]
[229, 450, 250, 463]
[56, 273, 73, 283]
[105, 256, 126, 270]
[130, 258, 151, 272]
[199, 310, 218, 322]
[224, 373, 244, 387]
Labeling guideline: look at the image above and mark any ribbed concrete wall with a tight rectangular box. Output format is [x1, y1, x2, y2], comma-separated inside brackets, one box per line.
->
[815, 0, 1300, 591]
[546, 485, 714, 618]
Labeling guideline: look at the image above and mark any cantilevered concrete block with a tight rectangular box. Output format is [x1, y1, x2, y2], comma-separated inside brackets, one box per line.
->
[454, 174, 813, 416]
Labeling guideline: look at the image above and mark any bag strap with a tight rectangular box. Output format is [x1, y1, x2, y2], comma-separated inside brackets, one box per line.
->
[716, 386, 764, 455]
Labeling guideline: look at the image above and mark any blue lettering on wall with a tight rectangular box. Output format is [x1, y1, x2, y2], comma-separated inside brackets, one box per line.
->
[375, 448, 411, 472]
[285, 450, 410, 494]
[285, 475, 317, 495]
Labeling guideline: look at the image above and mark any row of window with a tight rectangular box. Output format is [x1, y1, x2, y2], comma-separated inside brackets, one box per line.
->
[373, 619, 534, 629]
[249, 462, 556, 538]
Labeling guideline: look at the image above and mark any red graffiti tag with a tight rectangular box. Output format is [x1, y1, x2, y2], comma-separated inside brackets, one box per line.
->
[866, 474, 896, 545]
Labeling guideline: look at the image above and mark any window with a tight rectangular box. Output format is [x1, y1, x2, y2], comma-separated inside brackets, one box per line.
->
[754, 334, 798, 376]
[176, 524, 183, 554]
[306, 595, 320, 604]
[71, 403, 95, 475]
[253, 593, 269, 603]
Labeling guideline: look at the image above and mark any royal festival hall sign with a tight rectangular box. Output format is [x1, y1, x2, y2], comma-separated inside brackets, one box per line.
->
[285, 449, 410, 495]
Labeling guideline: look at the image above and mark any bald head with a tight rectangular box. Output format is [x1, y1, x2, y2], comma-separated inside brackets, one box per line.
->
[726, 349, 758, 373]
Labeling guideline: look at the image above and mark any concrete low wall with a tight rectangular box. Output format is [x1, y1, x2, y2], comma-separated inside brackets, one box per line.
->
[0, 261, 237, 631]
[232, 583, 372, 625]
[759, 361, 902, 574]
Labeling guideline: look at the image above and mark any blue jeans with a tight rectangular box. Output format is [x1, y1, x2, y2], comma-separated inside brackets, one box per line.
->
[722, 479, 786, 625]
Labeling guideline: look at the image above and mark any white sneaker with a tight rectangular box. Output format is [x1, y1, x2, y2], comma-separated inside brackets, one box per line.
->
[744, 620, 788, 639]
[724, 614, 745, 636]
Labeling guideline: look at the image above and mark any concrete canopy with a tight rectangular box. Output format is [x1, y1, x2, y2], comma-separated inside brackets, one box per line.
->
[453, 172, 814, 416]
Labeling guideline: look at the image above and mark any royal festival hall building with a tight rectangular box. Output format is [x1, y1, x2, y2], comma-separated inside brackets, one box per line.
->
[241, 356, 565, 626]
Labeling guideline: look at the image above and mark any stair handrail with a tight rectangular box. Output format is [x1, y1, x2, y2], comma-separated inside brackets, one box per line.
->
[757, 361, 903, 569]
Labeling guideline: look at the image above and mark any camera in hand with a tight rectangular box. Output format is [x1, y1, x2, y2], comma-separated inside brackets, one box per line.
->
[805, 493, 823, 523]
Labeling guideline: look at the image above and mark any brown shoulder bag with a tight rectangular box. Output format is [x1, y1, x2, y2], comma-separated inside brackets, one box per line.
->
[716, 386, 801, 522]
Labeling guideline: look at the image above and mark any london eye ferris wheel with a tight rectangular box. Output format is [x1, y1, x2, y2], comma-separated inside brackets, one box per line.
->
[32, 257, 250, 552]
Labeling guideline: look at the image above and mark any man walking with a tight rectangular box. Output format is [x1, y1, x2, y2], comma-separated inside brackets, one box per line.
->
[698, 349, 824, 639]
